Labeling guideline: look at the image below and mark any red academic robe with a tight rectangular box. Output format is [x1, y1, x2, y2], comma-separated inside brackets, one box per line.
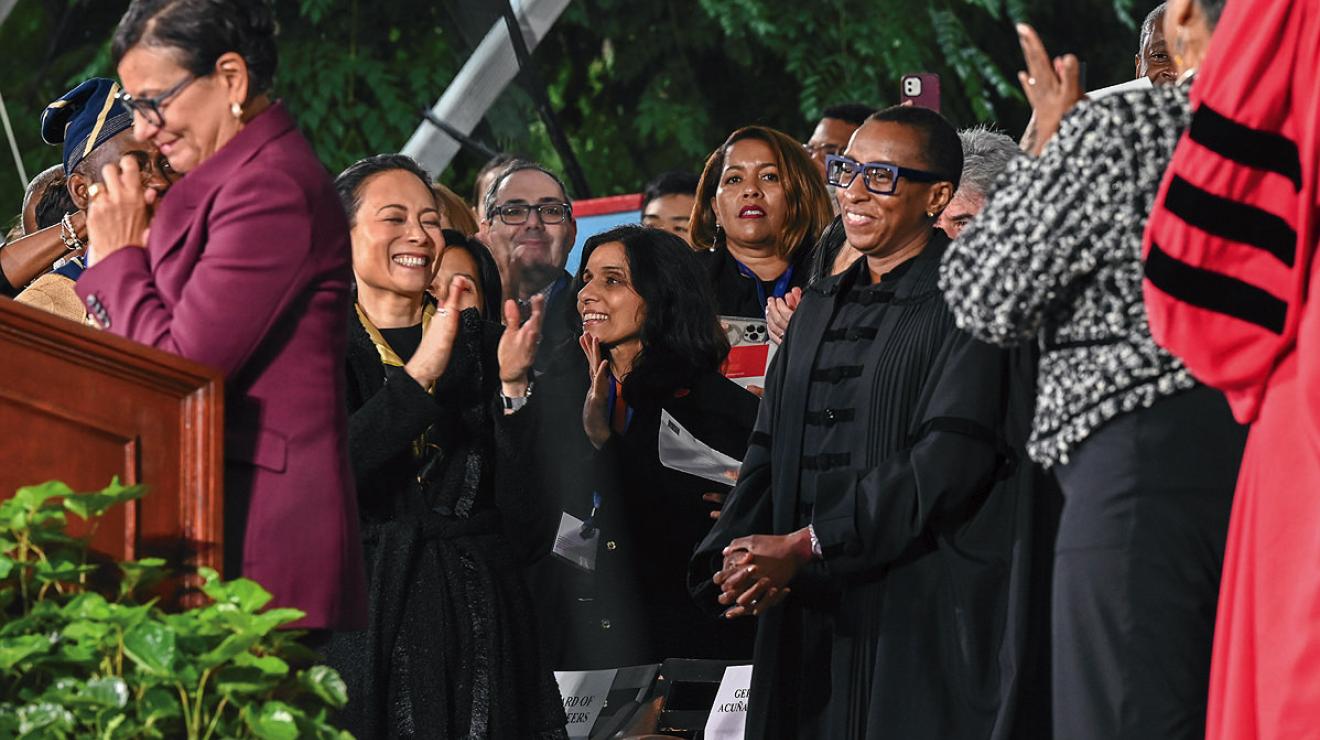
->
[1141, 2, 1320, 737]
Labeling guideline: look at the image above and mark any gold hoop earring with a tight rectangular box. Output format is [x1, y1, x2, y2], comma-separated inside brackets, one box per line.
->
[230, 101, 243, 120]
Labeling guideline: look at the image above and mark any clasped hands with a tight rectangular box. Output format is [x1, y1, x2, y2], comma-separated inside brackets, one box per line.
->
[713, 528, 813, 619]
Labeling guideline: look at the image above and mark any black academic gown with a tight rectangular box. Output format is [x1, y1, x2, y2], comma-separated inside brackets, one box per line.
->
[690, 232, 1037, 739]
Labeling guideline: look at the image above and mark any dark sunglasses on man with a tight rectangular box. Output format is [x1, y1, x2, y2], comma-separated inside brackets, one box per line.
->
[825, 153, 947, 196]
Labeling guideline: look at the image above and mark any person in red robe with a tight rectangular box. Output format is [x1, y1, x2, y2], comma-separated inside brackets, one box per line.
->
[1141, 1, 1320, 737]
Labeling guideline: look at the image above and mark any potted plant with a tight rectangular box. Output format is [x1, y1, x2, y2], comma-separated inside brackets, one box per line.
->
[0, 479, 352, 739]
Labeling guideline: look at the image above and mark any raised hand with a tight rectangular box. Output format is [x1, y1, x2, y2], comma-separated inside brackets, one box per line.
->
[85, 155, 154, 266]
[1015, 23, 1084, 156]
[498, 294, 543, 397]
[579, 332, 612, 449]
[404, 275, 472, 388]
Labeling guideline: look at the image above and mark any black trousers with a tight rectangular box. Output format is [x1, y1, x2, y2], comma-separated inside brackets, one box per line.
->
[1051, 386, 1245, 740]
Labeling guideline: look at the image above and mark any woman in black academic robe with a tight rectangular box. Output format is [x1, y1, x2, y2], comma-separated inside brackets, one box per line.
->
[540, 224, 760, 670]
[321, 155, 566, 739]
[689, 108, 1039, 740]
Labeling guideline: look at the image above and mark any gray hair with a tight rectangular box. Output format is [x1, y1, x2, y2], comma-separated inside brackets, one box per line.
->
[482, 159, 573, 222]
[956, 125, 1018, 201]
[1139, 2, 1168, 54]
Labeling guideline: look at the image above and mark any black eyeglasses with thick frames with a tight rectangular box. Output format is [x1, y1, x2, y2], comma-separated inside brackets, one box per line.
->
[490, 202, 572, 226]
[116, 75, 199, 128]
[825, 154, 948, 196]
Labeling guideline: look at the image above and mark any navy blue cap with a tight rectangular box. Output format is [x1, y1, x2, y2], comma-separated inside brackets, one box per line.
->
[41, 78, 134, 176]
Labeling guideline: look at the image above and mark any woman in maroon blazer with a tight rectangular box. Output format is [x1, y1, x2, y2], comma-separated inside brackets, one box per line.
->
[79, 0, 367, 630]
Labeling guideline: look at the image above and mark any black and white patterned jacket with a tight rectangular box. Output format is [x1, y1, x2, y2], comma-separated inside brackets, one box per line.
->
[939, 83, 1198, 467]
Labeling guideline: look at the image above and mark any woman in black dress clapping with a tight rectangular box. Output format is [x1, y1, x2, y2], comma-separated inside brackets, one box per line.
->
[323, 154, 566, 739]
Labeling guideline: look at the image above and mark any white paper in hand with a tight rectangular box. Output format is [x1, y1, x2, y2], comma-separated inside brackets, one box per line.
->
[552, 512, 598, 572]
[657, 408, 743, 485]
[555, 668, 617, 739]
[704, 664, 754, 739]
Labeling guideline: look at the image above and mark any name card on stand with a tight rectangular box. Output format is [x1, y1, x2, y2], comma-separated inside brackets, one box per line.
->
[703, 664, 754, 739]
[555, 668, 617, 739]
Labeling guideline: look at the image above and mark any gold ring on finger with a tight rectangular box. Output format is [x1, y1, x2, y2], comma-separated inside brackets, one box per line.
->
[87, 183, 103, 200]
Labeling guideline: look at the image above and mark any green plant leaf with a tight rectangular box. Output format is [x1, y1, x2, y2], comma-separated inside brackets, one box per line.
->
[215, 666, 273, 696]
[0, 634, 53, 670]
[248, 609, 306, 637]
[33, 556, 98, 584]
[198, 633, 260, 669]
[16, 701, 75, 735]
[12, 481, 75, 512]
[247, 700, 302, 740]
[223, 579, 275, 613]
[62, 593, 112, 620]
[299, 666, 349, 709]
[234, 652, 289, 677]
[0, 556, 13, 579]
[122, 622, 176, 676]
[139, 685, 182, 722]
[83, 677, 129, 709]
[118, 558, 169, 599]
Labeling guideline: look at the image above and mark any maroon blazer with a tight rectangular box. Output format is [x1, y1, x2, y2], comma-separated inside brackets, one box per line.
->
[76, 103, 367, 629]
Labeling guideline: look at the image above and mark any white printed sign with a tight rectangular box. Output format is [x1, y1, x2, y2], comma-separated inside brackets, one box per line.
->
[703, 664, 754, 739]
[555, 668, 617, 739]
[552, 512, 598, 572]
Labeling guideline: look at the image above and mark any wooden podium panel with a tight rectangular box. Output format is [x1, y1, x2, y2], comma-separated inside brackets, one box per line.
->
[0, 297, 224, 576]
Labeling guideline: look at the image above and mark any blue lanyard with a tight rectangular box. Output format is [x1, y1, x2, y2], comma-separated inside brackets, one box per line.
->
[734, 259, 794, 311]
[579, 492, 603, 539]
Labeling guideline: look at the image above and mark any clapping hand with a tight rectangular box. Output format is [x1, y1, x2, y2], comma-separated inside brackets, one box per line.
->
[1015, 23, 1084, 156]
[498, 294, 543, 397]
[403, 275, 473, 388]
[766, 287, 802, 345]
[580, 332, 612, 449]
[85, 155, 155, 266]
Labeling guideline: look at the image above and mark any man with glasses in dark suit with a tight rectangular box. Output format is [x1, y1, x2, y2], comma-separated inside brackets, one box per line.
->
[480, 159, 579, 368]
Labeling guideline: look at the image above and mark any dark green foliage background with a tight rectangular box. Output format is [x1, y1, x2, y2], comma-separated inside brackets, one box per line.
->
[0, 0, 1146, 214]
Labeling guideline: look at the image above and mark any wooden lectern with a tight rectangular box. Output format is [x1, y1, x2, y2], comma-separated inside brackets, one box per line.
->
[0, 297, 224, 579]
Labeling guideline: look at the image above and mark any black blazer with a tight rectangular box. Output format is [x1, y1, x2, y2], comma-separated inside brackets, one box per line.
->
[531, 363, 761, 670]
[696, 241, 816, 318]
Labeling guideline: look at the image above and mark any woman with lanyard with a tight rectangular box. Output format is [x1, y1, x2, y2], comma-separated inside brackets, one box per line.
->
[324, 155, 564, 738]
[553, 224, 760, 669]
[690, 125, 834, 319]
